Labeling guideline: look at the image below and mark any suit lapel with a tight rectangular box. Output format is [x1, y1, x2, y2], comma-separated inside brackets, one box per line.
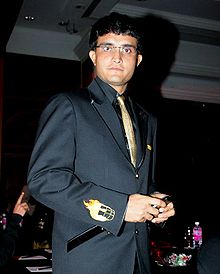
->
[133, 103, 149, 168]
[88, 79, 131, 163]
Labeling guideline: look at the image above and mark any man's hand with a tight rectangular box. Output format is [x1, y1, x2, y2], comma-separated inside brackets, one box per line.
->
[150, 193, 175, 224]
[13, 192, 29, 217]
[124, 194, 167, 222]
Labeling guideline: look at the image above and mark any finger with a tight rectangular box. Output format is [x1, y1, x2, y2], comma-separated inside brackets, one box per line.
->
[152, 218, 167, 224]
[21, 202, 29, 209]
[150, 198, 161, 208]
[145, 212, 155, 221]
[159, 202, 174, 214]
[158, 209, 175, 219]
[24, 205, 30, 212]
[16, 192, 25, 205]
[167, 202, 174, 209]
[20, 202, 28, 207]
[140, 217, 146, 222]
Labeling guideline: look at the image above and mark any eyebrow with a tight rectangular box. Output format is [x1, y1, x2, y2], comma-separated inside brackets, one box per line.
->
[99, 42, 136, 48]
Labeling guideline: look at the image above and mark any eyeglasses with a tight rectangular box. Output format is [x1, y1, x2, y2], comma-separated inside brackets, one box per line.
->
[95, 44, 137, 56]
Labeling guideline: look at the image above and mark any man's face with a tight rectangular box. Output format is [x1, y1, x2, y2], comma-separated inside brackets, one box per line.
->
[89, 33, 142, 94]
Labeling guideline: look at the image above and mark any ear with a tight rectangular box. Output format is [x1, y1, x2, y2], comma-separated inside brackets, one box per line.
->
[89, 50, 96, 66]
[136, 54, 142, 67]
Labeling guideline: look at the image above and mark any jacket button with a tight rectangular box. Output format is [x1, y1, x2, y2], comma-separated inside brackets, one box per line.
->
[135, 229, 139, 235]
[135, 174, 139, 179]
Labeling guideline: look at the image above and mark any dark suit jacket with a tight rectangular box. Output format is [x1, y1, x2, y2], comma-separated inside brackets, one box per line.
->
[27, 78, 158, 274]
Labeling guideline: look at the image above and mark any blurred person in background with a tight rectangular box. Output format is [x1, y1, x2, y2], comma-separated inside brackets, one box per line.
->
[0, 192, 29, 268]
[15, 185, 53, 254]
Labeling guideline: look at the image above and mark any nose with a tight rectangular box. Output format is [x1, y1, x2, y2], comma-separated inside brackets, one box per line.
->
[112, 48, 122, 63]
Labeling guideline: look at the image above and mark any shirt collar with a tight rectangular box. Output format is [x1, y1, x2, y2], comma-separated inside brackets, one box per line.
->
[95, 76, 128, 104]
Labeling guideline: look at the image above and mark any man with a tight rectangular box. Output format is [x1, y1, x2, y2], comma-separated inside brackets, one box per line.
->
[27, 12, 175, 274]
[0, 192, 29, 268]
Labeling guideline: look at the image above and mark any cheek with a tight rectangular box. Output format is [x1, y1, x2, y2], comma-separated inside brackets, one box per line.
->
[95, 57, 109, 72]
[127, 61, 137, 76]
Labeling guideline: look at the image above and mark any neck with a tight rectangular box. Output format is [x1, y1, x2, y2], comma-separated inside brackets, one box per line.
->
[109, 84, 127, 95]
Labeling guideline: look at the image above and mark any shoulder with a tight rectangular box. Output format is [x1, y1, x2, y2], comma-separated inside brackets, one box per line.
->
[40, 88, 91, 116]
[38, 89, 91, 125]
[48, 88, 90, 105]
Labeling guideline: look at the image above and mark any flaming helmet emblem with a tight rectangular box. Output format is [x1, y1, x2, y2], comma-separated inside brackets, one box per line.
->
[83, 199, 115, 222]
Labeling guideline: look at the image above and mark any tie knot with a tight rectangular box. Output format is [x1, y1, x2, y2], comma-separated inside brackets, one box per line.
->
[117, 95, 125, 105]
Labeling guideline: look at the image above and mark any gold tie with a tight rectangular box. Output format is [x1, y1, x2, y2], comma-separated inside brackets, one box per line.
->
[117, 95, 137, 167]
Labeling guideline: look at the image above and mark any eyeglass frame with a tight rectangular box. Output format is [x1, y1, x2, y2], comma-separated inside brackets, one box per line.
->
[93, 43, 138, 56]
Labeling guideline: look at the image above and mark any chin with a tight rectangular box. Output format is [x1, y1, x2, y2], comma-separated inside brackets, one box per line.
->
[108, 76, 125, 84]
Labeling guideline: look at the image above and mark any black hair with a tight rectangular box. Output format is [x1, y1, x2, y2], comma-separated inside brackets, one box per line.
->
[89, 12, 143, 53]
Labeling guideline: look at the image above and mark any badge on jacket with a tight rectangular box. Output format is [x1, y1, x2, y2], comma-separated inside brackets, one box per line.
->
[83, 199, 115, 222]
[147, 144, 152, 151]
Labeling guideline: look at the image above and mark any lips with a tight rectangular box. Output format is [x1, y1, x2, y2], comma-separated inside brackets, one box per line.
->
[109, 67, 124, 71]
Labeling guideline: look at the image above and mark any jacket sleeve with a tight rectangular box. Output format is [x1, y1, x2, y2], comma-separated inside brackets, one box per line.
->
[0, 214, 22, 267]
[27, 93, 128, 236]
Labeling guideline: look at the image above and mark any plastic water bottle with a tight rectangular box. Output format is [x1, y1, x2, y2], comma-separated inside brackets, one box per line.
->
[184, 226, 193, 249]
[192, 221, 202, 249]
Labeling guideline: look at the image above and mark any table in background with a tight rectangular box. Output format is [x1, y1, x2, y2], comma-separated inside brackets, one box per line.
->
[152, 263, 198, 274]
[1, 250, 52, 274]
